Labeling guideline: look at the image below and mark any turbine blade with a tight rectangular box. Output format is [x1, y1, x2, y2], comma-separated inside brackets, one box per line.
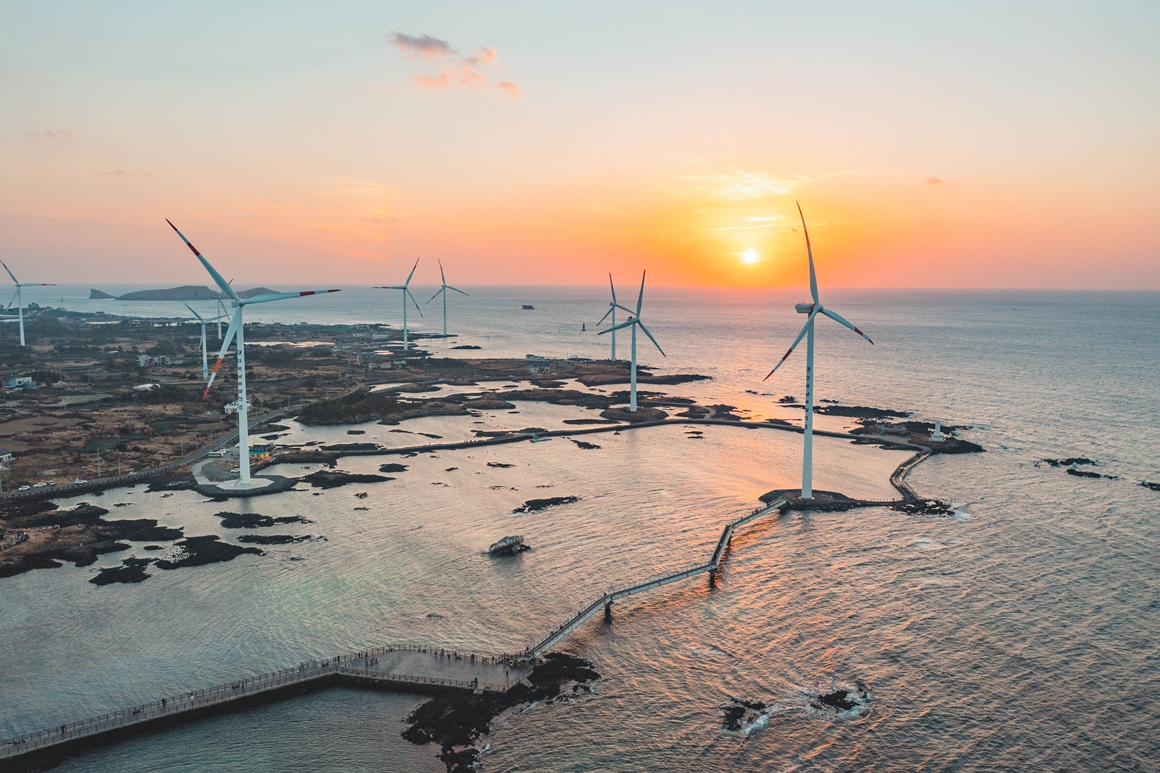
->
[375, 285, 406, 290]
[5, 288, 18, 310]
[608, 273, 617, 304]
[202, 310, 242, 400]
[636, 270, 646, 315]
[819, 307, 874, 345]
[405, 257, 420, 287]
[406, 288, 423, 316]
[796, 202, 819, 305]
[763, 310, 817, 381]
[0, 260, 17, 285]
[637, 320, 665, 357]
[615, 303, 635, 315]
[439, 260, 446, 286]
[427, 287, 444, 304]
[599, 318, 637, 335]
[244, 289, 340, 305]
[597, 305, 614, 325]
[445, 285, 468, 296]
[182, 302, 204, 321]
[166, 220, 240, 301]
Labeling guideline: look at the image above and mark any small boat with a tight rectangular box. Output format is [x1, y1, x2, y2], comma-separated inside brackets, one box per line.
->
[522, 304, 535, 310]
[530, 436, 551, 443]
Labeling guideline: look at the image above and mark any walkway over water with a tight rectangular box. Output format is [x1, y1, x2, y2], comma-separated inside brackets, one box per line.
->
[519, 497, 790, 660]
[0, 644, 530, 765]
[1, 421, 933, 767]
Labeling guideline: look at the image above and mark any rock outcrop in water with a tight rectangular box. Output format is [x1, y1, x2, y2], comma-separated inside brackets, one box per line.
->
[301, 470, 393, 489]
[402, 653, 598, 773]
[512, 496, 579, 514]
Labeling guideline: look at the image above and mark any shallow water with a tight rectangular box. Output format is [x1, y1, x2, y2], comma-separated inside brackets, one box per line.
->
[3, 288, 1159, 771]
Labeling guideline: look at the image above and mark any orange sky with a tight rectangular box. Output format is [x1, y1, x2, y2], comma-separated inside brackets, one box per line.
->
[2, 3, 1158, 288]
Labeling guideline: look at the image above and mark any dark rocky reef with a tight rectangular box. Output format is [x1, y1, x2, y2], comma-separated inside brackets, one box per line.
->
[569, 439, 601, 450]
[153, 536, 263, 569]
[810, 682, 870, 714]
[212, 511, 313, 529]
[513, 496, 580, 514]
[721, 698, 767, 731]
[236, 534, 312, 545]
[90, 557, 152, 585]
[378, 463, 409, 473]
[892, 498, 955, 516]
[402, 653, 598, 773]
[1040, 457, 1098, 468]
[0, 503, 183, 579]
[1142, 481, 1160, 492]
[301, 470, 393, 489]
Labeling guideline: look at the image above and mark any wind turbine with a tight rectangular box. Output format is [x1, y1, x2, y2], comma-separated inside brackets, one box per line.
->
[1, 261, 56, 347]
[598, 270, 664, 412]
[182, 302, 226, 381]
[167, 220, 340, 490]
[763, 202, 874, 500]
[376, 258, 422, 353]
[597, 273, 633, 361]
[426, 260, 468, 337]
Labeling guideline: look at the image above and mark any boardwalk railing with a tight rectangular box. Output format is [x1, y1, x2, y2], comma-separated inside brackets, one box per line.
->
[0, 643, 510, 760]
[521, 497, 790, 660]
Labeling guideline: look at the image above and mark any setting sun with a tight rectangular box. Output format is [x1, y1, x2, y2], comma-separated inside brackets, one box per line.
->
[741, 248, 759, 265]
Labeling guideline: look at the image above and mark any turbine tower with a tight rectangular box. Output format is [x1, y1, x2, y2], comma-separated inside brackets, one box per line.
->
[426, 260, 468, 337]
[376, 258, 422, 353]
[599, 270, 664, 412]
[183, 302, 226, 382]
[1, 261, 56, 347]
[597, 273, 632, 361]
[763, 202, 874, 500]
[167, 220, 339, 490]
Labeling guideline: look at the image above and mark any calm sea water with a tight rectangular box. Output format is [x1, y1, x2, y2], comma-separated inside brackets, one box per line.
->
[2, 286, 1158, 771]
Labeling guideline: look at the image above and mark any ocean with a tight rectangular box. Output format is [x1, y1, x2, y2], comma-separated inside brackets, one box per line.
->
[1, 286, 1158, 771]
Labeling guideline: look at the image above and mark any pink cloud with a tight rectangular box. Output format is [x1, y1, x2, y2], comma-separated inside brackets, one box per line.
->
[389, 33, 519, 97]
[412, 67, 455, 90]
[464, 47, 497, 66]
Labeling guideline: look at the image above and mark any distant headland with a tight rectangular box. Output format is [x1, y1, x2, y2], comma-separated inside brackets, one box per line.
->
[89, 286, 277, 301]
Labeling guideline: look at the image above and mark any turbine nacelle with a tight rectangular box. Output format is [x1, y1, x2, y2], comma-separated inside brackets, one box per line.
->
[795, 302, 816, 314]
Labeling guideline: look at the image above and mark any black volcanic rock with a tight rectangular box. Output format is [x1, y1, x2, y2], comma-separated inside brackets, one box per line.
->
[513, 496, 579, 514]
[302, 470, 393, 489]
[154, 536, 262, 569]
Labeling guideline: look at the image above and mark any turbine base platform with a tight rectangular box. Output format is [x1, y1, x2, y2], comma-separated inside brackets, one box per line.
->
[196, 475, 298, 499]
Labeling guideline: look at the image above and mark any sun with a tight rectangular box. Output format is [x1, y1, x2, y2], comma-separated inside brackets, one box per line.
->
[741, 248, 759, 265]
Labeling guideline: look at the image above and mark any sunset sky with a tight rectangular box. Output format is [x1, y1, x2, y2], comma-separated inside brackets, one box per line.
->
[2, 2, 1157, 288]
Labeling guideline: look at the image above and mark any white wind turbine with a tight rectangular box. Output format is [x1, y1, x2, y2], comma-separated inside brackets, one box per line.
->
[167, 220, 340, 490]
[376, 258, 423, 353]
[426, 260, 468, 337]
[599, 270, 664, 412]
[597, 273, 633, 361]
[182, 302, 227, 382]
[1, 260, 56, 347]
[763, 202, 874, 500]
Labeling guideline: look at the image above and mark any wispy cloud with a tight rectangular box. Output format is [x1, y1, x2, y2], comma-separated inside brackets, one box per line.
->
[708, 214, 788, 231]
[927, 177, 945, 184]
[27, 129, 74, 139]
[680, 170, 807, 200]
[387, 32, 455, 59]
[390, 33, 520, 96]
